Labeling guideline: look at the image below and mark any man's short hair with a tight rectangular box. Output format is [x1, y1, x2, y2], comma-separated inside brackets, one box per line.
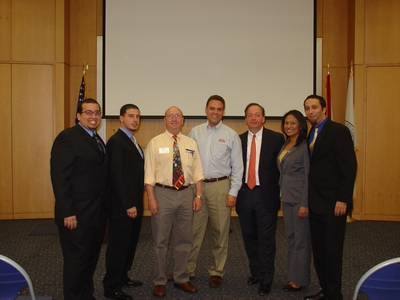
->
[206, 95, 225, 109]
[77, 98, 100, 114]
[304, 95, 326, 108]
[120, 104, 140, 116]
[244, 103, 265, 117]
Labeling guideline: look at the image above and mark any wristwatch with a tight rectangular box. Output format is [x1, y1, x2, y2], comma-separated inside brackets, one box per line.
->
[196, 195, 203, 200]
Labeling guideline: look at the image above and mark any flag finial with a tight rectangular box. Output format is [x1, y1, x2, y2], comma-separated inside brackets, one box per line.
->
[327, 63, 330, 75]
[82, 63, 89, 75]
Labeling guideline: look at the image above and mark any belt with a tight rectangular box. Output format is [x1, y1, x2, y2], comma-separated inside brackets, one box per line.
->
[203, 176, 229, 183]
[155, 183, 189, 191]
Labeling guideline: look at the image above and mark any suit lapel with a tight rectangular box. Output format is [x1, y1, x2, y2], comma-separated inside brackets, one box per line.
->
[118, 129, 143, 159]
[76, 125, 105, 159]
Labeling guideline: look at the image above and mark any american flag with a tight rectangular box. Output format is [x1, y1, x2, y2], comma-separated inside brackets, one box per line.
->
[75, 75, 85, 124]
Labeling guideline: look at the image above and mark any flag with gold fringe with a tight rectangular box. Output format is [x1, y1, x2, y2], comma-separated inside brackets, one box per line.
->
[345, 68, 357, 149]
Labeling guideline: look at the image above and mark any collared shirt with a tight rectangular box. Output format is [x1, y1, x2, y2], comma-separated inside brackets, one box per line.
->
[119, 126, 132, 139]
[189, 121, 243, 197]
[144, 130, 204, 186]
[245, 128, 263, 186]
[79, 122, 105, 153]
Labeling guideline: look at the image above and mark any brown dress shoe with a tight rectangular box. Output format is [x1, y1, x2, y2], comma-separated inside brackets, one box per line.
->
[153, 285, 166, 298]
[166, 274, 174, 282]
[173, 282, 198, 293]
[209, 275, 222, 288]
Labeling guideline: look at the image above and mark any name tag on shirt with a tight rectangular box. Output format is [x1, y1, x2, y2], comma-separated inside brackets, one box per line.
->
[159, 147, 170, 154]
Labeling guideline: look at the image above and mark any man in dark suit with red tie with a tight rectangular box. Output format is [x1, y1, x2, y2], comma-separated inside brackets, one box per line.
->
[50, 98, 107, 300]
[103, 104, 144, 300]
[236, 103, 284, 296]
[302, 95, 357, 300]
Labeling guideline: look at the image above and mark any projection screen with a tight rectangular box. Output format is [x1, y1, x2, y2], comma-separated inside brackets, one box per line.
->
[103, 0, 315, 118]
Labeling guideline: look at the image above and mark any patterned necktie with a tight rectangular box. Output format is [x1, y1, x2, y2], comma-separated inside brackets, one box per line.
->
[309, 127, 318, 151]
[131, 135, 143, 158]
[93, 133, 104, 157]
[172, 135, 185, 189]
[247, 134, 257, 189]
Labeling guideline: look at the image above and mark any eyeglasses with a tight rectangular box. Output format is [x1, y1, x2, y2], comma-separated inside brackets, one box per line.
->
[82, 110, 101, 116]
[166, 114, 182, 119]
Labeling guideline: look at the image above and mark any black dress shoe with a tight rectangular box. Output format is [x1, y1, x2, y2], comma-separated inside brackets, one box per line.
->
[247, 276, 258, 285]
[258, 283, 271, 296]
[303, 290, 326, 300]
[104, 291, 132, 300]
[123, 279, 143, 287]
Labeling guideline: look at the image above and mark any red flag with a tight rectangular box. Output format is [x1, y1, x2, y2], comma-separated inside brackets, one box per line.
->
[326, 73, 332, 119]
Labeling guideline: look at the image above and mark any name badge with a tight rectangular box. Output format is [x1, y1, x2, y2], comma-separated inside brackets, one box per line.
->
[159, 147, 170, 154]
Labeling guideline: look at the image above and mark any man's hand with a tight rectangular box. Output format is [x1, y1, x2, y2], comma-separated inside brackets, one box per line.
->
[226, 195, 237, 207]
[193, 197, 202, 212]
[334, 201, 347, 217]
[64, 215, 78, 230]
[148, 198, 159, 216]
[298, 206, 309, 218]
[126, 206, 137, 218]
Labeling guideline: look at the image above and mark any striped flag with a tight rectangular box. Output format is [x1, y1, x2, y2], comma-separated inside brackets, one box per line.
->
[75, 75, 85, 124]
[345, 70, 357, 149]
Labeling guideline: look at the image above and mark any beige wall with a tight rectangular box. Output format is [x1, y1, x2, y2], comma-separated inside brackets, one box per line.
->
[0, 0, 399, 221]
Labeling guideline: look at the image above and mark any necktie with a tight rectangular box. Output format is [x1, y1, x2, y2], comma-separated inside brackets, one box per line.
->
[93, 133, 104, 157]
[309, 127, 318, 151]
[247, 134, 256, 190]
[172, 135, 185, 189]
[131, 135, 143, 158]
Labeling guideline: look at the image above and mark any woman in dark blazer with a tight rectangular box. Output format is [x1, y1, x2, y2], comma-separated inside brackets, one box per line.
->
[277, 110, 311, 292]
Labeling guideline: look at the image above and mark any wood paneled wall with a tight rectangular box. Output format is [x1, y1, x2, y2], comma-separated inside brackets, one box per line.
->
[0, 0, 399, 221]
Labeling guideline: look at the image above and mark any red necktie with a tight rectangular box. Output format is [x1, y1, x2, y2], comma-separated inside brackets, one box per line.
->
[247, 134, 256, 189]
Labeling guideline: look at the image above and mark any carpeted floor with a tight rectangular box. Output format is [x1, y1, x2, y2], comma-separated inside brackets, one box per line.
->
[0, 216, 399, 300]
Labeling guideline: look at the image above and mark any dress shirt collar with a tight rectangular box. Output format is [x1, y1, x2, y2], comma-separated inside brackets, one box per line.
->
[119, 126, 134, 139]
[247, 127, 263, 139]
[78, 122, 96, 137]
[206, 120, 223, 130]
[165, 130, 182, 139]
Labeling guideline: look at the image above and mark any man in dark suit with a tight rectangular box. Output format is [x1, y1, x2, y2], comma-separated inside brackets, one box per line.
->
[236, 103, 284, 296]
[103, 104, 144, 300]
[50, 98, 107, 300]
[302, 95, 357, 300]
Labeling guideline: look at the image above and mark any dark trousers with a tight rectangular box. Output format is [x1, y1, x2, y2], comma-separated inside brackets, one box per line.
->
[58, 219, 106, 300]
[103, 216, 142, 293]
[309, 210, 347, 300]
[237, 186, 278, 285]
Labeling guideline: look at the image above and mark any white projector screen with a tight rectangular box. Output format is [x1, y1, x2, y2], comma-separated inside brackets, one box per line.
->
[103, 0, 315, 118]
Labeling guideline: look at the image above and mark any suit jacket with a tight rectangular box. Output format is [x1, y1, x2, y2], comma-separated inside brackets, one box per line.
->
[50, 124, 106, 227]
[277, 139, 309, 207]
[237, 127, 285, 212]
[105, 129, 144, 219]
[308, 119, 357, 214]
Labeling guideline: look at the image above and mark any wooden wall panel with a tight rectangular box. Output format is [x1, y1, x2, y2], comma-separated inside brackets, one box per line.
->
[69, 0, 97, 66]
[0, 0, 11, 61]
[0, 64, 13, 219]
[364, 67, 400, 221]
[322, 0, 349, 68]
[365, 0, 400, 64]
[11, 0, 55, 62]
[12, 65, 54, 219]
[352, 64, 365, 219]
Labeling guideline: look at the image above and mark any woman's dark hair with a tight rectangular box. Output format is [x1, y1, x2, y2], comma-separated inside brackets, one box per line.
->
[281, 110, 308, 146]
